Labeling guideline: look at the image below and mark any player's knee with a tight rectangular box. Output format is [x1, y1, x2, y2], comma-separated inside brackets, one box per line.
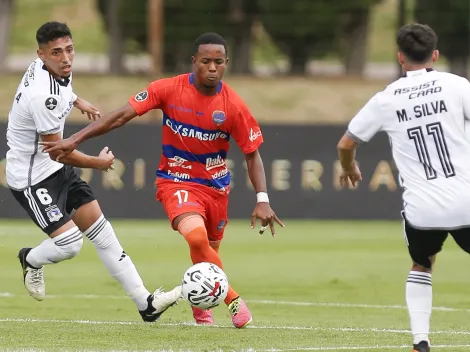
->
[411, 262, 432, 273]
[52, 225, 83, 260]
[60, 236, 84, 259]
[177, 214, 205, 234]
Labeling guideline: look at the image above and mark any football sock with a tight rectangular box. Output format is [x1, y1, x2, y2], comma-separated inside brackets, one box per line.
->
[178, 215, 240, 306]
[406, 271, 432, 344]
[84, 215, 150, 311]
[26, 226, 83, 267]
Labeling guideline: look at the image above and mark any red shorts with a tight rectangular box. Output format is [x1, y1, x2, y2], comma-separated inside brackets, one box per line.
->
[156, 180, 229, 241]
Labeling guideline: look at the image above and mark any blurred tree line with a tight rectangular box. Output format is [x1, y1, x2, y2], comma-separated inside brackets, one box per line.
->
[2, 0, 470, 77]
[97, 0, 384, 75]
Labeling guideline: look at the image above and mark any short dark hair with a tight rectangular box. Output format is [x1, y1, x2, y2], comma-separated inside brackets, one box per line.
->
[396, 23, 437, 63]
[36, 21, 72, 45]
[194, 32, 227, 55]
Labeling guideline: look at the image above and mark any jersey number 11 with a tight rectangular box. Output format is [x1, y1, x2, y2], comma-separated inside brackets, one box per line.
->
[407, 121, 456, 180]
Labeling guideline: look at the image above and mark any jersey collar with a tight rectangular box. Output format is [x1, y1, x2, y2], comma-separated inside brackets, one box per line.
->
[42, 64, 70, 87]
[189, 73, 223, 94]
[402, 68, 434, 78]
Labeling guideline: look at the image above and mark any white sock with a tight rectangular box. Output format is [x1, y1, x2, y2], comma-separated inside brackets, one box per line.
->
[406, 271, 432, 345]
[84, 215, 150, 310]
[26, 227, 83, 268]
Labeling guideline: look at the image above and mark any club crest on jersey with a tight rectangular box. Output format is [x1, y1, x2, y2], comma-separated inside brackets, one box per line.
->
[46, 206, 63, 223]
[135, 90, 148, 102]
[212, 110, 226, 125]
[45, 97, 58, 110]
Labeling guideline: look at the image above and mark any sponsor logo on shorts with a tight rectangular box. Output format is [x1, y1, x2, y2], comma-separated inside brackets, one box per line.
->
[217, 220, 226, 230]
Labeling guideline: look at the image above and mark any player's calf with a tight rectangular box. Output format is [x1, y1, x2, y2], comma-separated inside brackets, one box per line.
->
[81, 213, 154, 313]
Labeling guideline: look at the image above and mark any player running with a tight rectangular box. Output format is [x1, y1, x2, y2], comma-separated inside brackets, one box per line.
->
[337, 23, 470, 352]
[41, 32, 284, 328]
[5, 21, 181, 322]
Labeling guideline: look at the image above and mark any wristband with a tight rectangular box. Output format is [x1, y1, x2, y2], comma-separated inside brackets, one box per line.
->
[256, 192, 269, 203]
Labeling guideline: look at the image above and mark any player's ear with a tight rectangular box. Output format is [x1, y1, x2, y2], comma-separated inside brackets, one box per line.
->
[397, 52, 405, 65]
[225, 57, 229, 65]
[37, 48, 45, 61]
[432, 50, 439, 62]
[191, 56, 196, 65]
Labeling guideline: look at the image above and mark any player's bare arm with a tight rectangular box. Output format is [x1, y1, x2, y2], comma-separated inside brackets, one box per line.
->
[41, 103, 138, 160]
[41, 132, 114, 171]
[246, 149, 284, 236]
[73, 96, 101, 121]
[337, 134, 362, 188]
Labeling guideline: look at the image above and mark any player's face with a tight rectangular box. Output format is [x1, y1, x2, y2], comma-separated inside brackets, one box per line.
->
[37, 36, 74, 78]
[192, 44, 228, 89]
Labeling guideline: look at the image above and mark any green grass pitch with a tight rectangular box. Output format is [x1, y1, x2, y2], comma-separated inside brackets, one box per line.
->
[1, 219, 470, 351]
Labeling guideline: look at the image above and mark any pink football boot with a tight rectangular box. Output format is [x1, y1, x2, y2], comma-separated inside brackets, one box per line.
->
[192, 306, 214, 325]
[228, 297, 252, 328]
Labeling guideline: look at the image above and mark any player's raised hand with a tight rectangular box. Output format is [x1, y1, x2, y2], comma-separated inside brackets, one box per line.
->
[74, 97, 101, 121]
[97, 146, 115, 172]
[40, 137, 78, 161]
[251, 202, 284, 237]
[339, 162, 362, 188]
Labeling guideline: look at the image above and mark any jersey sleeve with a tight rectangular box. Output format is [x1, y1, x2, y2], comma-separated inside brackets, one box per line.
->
[128, 78, 169, 116]
[28, 95, 62, 135]
[347, 93, 383, 143]
[460, 77, 470, 121]
[228, 97, 263, 154]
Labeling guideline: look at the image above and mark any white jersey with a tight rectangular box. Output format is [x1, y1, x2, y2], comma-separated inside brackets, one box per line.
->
[348, 68, 470, 230]
[6, 58, 77, 190]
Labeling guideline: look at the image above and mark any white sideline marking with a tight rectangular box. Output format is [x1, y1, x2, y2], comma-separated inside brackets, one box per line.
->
[1, 318, 470, 336]
[1, 292, 469, 313]
[263, 346, 470, 351]
[3, 346, 470, 352]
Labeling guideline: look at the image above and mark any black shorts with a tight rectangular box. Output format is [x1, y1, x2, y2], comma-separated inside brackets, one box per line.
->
[10, 165, 96, 235]
[402, 211, 470, 269]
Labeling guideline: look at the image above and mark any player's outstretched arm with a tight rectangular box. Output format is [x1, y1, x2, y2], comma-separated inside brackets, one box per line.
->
[41, 133, 114, 171]
[41, 103, 138, 161]
[246, 149, 285, 236]
[337, 134, 362, 188]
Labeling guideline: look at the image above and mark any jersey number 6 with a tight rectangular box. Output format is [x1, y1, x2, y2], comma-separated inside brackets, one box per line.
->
[36, 188, 53, 205]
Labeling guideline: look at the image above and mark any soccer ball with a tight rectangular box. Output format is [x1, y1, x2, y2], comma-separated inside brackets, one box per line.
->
[181, 262, 229, 310]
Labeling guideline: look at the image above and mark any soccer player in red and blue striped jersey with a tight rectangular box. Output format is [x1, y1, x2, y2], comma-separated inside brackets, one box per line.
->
[42, 32, 284, 328]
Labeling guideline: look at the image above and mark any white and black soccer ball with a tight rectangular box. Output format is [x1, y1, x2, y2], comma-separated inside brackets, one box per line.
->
[181, 262, 229, 310]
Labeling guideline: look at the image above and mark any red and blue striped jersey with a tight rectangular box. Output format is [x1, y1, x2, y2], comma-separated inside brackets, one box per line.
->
[128, 73, 263, 193]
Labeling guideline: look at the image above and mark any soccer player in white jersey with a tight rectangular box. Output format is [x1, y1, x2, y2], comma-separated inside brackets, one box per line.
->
[5, 21, 181, 322]
[337, 23, 470, 352]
